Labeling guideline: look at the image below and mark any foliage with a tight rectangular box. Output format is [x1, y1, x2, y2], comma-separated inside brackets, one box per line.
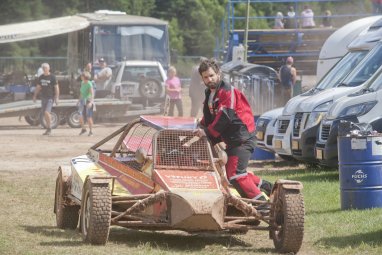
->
[0, 0, 375, 59]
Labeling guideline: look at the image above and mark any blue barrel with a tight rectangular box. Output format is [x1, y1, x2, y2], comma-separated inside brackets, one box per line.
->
[338, 135, 382, 210]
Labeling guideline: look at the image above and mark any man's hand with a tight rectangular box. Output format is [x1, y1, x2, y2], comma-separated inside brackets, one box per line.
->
[54, 97, 59, 106]
[193, 128, 206, 138]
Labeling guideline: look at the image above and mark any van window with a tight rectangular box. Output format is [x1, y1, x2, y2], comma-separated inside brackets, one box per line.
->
[340, 43, 382, 87]
[315, 50, 368, 90]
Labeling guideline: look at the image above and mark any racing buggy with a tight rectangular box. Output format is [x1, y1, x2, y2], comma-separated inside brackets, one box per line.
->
[54, 115, 304, 253]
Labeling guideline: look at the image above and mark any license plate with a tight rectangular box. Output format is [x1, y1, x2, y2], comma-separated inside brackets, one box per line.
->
[316, 149, 323, 160]
[274, 140, 282, 149]
[256, 131, 264, 140]
[292, 140, 299, 150]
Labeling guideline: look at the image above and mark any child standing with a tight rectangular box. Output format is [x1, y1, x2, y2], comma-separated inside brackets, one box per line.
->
[165, 66, 183, 116]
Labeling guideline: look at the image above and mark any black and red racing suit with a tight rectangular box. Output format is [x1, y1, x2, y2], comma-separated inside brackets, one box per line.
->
[200, 80, 263, 199]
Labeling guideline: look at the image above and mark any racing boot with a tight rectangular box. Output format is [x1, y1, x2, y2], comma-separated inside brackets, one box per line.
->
[254, 192, 271, 214]
[259, 179, 273, 197]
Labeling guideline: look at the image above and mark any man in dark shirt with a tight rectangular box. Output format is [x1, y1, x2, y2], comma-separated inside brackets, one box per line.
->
[33, 63, 60, 135]
[194, 58, 272, 202]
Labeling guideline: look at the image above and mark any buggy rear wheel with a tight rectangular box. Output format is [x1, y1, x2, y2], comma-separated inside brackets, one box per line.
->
[54, 169, 79, 229]
[270, 188, 304, 253]
[80, 180, 111, 245]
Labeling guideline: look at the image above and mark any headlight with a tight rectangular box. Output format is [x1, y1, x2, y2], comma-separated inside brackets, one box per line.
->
[338, 101, 377, 118]
[304, 101, 332, 129]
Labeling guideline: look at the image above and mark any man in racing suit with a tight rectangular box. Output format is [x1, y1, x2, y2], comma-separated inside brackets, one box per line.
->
[194, 58, 272, 200]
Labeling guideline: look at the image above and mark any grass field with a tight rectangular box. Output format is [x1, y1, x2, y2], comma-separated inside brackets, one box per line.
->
[1, 162, 381, 254]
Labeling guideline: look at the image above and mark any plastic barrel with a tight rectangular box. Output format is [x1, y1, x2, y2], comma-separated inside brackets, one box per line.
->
[338, 135, 382, 210]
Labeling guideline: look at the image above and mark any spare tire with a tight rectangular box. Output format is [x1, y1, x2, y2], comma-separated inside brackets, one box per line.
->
[139, 78, 162, 99]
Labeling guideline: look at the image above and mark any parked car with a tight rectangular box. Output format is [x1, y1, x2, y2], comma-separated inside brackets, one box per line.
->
[112, 60, 167, 105]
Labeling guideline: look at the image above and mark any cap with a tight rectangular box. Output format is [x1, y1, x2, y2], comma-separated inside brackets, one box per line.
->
[99, 58, 105, 63]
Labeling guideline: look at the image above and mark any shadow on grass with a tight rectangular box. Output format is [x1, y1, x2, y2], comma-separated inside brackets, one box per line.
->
[22, 225, 83, 246]
[316, 229, 382, 248]
[22, 225, 277, 253]
[108, 229, 272, 252]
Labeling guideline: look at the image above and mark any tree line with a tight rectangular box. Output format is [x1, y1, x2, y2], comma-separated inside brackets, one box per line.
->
[0, 0, 372, 59]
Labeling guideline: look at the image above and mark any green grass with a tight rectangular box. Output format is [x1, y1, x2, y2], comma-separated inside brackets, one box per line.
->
[257, 166, 382, 255]
[0, 166, 381, 254]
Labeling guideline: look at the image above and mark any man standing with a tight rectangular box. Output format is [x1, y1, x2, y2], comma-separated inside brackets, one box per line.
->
[94, 58, 112, 97]
[33, 63, 59, 135]
[194, 58, 272, 202]
[279, 56, 297, 105]
[189, 58, 206, 117]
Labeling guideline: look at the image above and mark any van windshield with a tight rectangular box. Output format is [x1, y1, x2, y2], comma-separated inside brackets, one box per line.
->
[315, 50, 368, 90]
[339, 43, 382, 87]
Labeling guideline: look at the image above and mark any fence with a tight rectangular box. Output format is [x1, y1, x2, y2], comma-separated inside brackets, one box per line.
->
[0, 57, 68, 84]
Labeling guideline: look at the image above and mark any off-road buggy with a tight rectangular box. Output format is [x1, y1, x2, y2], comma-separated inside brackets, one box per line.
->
[54, 115, 304, 253]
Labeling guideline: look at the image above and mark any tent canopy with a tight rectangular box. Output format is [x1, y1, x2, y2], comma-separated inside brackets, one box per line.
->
[0, 16, 90, 43]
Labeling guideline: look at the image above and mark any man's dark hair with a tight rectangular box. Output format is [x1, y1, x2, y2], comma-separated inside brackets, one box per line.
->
[198, 58, 220, 75]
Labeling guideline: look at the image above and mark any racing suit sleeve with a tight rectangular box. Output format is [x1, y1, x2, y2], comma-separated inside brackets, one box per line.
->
[205, 87, 235, 139]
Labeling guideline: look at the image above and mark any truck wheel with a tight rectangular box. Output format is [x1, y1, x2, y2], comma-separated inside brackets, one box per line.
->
[270, 188, 304, 253]
[139, 78, 161, 99]
[25, 113, 40, 126]
[54, 170, 79, 229]
[40, 110, 59, 129]
[67, 110, 81, 128]
[80, 180, 111, 245]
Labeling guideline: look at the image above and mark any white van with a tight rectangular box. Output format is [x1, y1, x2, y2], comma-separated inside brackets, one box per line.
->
[316, 16, 382, 80]
[316, 64, 382, 167]
[290, 37, 382, 164]
[272, 18, 382, 161]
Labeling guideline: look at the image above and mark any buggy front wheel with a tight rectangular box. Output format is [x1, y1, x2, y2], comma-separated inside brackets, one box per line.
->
[54, 168, 79, 229]
[270, 188, 304, 253]
[80, 179, 111, 245]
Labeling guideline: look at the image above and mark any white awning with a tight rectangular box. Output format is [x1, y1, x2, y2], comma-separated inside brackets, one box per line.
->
[0, 15, 90, 43]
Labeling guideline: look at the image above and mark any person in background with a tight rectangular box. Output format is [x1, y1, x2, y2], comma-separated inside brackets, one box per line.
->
[274, 12, 284, 29]
[279, 56, 297, 105]
[78, 71, 95, 136]
[165, 66, 183, 117]
[94, 58, 112, 97]
[194, 58, 273, 203]
[321, 10, 332, 28]
[189, 57, 207, 117]
[33, 63, 59, 135]
[284, 6, 298, 29]
[301, 5, 316, 28]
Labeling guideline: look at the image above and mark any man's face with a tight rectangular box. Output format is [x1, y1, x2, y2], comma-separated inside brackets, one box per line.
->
[201, 67, 220, 90]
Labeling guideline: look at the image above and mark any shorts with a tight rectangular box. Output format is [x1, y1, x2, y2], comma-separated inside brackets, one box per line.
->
[78, 99, 94, 118]
[41, 98, 53, 113]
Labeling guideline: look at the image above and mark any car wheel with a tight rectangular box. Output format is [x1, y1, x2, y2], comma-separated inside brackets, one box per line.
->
[139, 78, 162, 99]
[270, 187, 305, 253]
[25, 112, 40, 126]
[54, 168, 79, 229]
[40, 110, 59, 129]
[67, 109, 81, 128]
[80, 179, 111, 245]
